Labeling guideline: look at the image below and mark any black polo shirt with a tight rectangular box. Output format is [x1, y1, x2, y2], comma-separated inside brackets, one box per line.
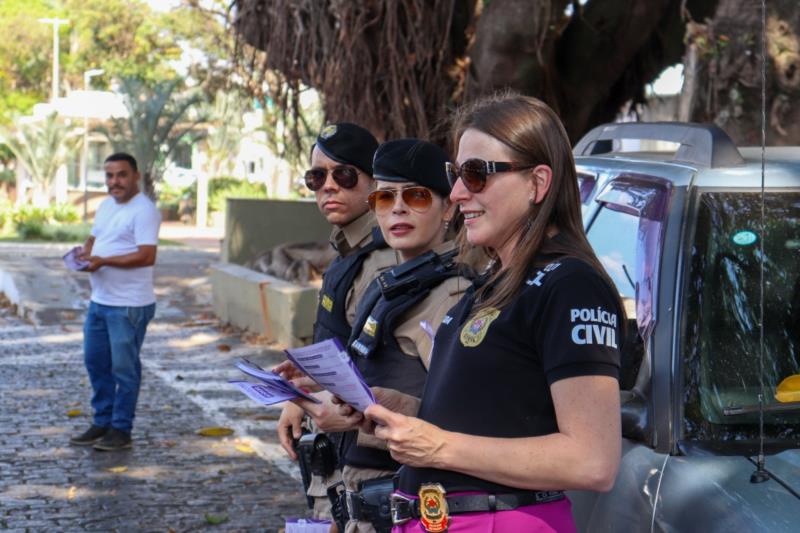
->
[398, 255, 622, 494]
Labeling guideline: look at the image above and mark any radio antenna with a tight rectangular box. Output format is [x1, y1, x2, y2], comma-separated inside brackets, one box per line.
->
[751, 0, 770, 485]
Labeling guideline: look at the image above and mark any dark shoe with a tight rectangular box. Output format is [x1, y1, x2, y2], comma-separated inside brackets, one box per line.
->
[70, 425, 109, 446]
[92, 428, 132, 451]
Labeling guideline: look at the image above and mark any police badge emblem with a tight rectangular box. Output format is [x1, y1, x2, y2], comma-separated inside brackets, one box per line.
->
[319, 124, 338, 140]
[418, 483, 449, 532]
[459, 307, 500, 347]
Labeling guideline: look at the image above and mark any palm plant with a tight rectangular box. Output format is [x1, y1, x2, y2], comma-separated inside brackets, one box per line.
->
[97, 77, 207, 198]
[0, 112, 81, 206]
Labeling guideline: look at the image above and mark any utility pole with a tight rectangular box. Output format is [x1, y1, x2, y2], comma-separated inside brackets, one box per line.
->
[81, 69, 105, 222]
[38, 18, 70, 101]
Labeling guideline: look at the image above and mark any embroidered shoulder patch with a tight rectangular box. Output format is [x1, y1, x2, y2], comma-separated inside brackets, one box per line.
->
[459, 307, 500, 347]
[321, 294, 334, 312]
[362, 316, 378, 337]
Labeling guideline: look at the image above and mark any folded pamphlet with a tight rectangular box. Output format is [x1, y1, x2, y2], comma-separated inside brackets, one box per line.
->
[230, 358, 321, 406]
[285, 518, 332, 533]
[284, 338, 376, 412]
[63, 246, 90, 271]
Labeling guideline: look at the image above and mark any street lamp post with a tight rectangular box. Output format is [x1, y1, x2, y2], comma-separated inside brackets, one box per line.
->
[38, 18, 70, 101]
[81, 69, 105, 222]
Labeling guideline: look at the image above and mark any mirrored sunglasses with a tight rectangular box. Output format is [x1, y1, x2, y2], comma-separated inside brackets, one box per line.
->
[445, 158, 537, 193]
[367, 186, 434, 214]
[304, 165, 360, 191]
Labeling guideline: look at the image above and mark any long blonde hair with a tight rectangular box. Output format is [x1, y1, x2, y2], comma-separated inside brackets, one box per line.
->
[452, 92, 614, 312]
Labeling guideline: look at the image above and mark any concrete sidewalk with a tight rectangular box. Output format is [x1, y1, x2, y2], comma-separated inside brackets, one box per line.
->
[0, 222, 224, 326]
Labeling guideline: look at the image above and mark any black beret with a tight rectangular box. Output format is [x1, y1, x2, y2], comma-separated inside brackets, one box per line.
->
[372, 139, 451, 197]
[314, 123, 379, 176]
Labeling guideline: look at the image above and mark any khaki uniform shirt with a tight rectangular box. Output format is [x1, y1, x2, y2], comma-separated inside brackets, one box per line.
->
[330, 211, 400, 326]
[354, 241, 468, 454]
[308, 212, 398, 518]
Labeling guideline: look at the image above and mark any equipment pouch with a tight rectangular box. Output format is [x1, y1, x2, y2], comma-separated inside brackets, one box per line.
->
[357, 476, 395, 532]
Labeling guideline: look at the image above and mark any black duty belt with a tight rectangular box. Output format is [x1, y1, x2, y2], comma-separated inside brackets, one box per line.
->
[390, 490, 565, 525]
[334, 477, 395, 533]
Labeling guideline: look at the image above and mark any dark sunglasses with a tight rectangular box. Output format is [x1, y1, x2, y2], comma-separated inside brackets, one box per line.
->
[304, 165, 360, 191]
[367, 186, 434, 214]
[445, 158, 537, 193]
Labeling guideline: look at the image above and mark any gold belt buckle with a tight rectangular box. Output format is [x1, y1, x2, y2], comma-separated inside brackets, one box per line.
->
[418, 483, 449, 532]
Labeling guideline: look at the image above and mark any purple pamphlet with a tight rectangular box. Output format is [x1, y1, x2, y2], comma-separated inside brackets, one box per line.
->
[230, 359, 321, 406]
[285, 518, 332, 532]
[63, 246, 90, 271]
[284, 338, 376, 412]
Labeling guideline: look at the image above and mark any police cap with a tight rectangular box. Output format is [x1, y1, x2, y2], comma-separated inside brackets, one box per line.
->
[372, 138, 451, 198]
[314, 123, 379, 176]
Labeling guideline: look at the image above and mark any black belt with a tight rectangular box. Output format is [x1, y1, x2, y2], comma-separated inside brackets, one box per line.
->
[390, 490, 565, 524]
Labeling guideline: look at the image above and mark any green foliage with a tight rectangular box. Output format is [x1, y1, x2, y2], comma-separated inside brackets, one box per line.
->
[96, 77, 207, 196]
[11, 205, 50, 228]
[208, 180, 266, 213]
[0, 0, 232, 124]
[0, 201, 86, 241]
[155, 181, 185, 209]
[49, 203, 80, 224]
[0, 113, 81, 189]
[202, 90, 249, 177]
[8, 203, 81, 238]
[0, 168, 14, 186]
[183, 176, 266, 215]
[40, 222, 91, 242]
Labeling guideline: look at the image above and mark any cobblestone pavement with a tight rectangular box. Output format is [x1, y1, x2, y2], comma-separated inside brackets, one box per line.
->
[0, 244, 308, 532]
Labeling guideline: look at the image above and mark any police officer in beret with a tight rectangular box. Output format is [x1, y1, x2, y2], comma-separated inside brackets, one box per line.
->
[275, 123, 399, 522]
[292, 139, 472, 532]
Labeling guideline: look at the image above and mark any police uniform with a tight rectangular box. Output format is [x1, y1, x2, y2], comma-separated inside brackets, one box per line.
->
[301, 124, 399, 521]
[337, 140, 472, 533]
[394, 241, 622, 530]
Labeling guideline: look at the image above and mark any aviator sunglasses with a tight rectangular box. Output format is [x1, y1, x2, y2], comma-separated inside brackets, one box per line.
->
[304, 165, 360, 191]
[367, 186, 434, 214]
[445, 158, 538, 193]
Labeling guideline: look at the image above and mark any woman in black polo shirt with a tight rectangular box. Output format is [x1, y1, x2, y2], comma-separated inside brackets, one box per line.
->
[364, 94, 623, 532]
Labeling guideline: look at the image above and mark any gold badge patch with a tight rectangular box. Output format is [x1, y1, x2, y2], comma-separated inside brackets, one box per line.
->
[321, 294, 334, 312]
[319, 124, 337, 139]
[418, 483, 449, 532]
[459, 307, 500, 347]
[363, 316, 378, 337]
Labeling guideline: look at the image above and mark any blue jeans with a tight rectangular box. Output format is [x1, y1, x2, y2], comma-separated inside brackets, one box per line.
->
[83, 301, 155, 433]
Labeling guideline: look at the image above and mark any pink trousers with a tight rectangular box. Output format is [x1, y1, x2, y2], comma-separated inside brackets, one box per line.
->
[392, 492, 576, 533]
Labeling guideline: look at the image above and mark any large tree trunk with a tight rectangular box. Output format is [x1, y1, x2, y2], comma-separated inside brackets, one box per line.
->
[466, 0, 718, 142]
[233, 1, 724, 145]
[681, 0, 800, 145]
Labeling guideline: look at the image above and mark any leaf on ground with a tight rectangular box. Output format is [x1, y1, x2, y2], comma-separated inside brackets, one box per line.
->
[196, 426, 234, 437]
[204, 513, 229, 525]
[234, 443, 255, 454]
[67, 486, 77, 500]
[160, 440, 177, 448]
[66, 409, 82, 417]
[216, 344, 231, 352]
[107, 466, 128, 473]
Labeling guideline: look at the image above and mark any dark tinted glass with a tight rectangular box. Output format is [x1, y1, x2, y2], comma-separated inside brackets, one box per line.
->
[682, 191, 800, 443]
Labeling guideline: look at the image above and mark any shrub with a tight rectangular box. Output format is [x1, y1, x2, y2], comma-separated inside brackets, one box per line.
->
[0, 200, 12, 231]
[207, 178, 266, 213]
[12, 205, 49, 228]
[17, 220, 45, 239]
[41, 222, 91, 242]
[48, 203, 80, 224]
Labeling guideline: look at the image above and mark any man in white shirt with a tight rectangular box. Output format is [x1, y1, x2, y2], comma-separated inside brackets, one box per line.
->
[69, 153, 161, 451]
